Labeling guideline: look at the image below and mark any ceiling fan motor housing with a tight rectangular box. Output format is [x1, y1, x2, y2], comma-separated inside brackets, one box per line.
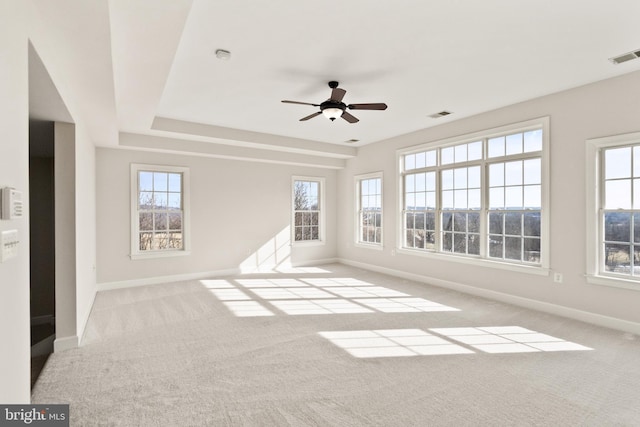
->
[320, 100, 346, 120]
[281, 81, 386, 123]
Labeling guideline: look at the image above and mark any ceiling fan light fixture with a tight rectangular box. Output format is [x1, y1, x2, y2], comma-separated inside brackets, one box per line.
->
[322, 107, 344, 121]
[282, 81, 387, 123]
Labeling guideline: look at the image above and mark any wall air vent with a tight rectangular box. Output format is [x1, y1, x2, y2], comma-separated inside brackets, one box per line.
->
[429, 111, 452, 119]
[609, 49, 640, 65]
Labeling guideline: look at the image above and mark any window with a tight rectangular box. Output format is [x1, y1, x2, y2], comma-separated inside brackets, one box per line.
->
[356, 173, 383, 246]
[442, 165, 481, 255]
[488, 157, 542, 263]
[131, 164, 190, 259]
[399, 118, 549, 272]
[292, 177, 324, 243]
[404, 169, 436, 250]
[586, 131, 640, 288]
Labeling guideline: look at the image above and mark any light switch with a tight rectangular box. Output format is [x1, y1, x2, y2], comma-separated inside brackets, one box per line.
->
[1, 229, 19, 262]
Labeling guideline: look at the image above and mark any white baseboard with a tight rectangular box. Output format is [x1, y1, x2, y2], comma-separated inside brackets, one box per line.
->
[289, 257, 339, 268]
[97, 267, 241, 291]
[31, 334, 55, 358]
[54, 335, 79, 352]
[239, 258, 340, 273]
[78, 289, 97, 347]
[338, 258, 640, 335]
[97, 259, 340, 292]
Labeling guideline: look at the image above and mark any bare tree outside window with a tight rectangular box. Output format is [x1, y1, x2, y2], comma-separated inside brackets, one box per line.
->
[358, 177, 382, 245]
[137, 170, 183, 251]
[403, 169, 437, 250]
[602, 146, 640, 276]
[400, 124, 545, 266]
[293, 179, 320, 241]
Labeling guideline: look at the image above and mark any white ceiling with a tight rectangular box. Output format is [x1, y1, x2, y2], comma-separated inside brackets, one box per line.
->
[31, 0, 640, 159]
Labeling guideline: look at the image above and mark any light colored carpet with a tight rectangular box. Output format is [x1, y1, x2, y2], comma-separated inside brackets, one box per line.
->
[32, 263, 640, 426]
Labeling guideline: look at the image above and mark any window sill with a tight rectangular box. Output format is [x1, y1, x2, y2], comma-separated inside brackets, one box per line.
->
[396, 247, 549, 276]
[130, 250, 191, 260]
[292, 240, 326, 247]
[586, 274, 640, 291]
[354, 242, 384, 251]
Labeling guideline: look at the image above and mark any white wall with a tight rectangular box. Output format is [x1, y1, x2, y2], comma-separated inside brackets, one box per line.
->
[54, 122, 77, 348]
[52, 121, 97, 349]
[28, 1, 101, 348]
[96, 148, 337, 285]
[0, 1, 100, 401]
[73, 123, 97, 340]
[0, 1, 31, 404]
[338, 70, 640, 328]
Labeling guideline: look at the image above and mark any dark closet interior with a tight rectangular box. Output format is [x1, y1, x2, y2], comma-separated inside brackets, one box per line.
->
[29, 120, 56, 388]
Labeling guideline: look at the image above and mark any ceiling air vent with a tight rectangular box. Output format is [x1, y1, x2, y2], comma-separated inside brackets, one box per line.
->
[609, 49, 640, 65]
[429, 111, 452, 119]
[345, 139, 360, 143]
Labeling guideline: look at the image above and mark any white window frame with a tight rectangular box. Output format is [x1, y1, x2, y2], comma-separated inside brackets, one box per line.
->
[291, 176, 326, 246]
[396, 117, 550, 276]
[355, 172, 384, 249]
[130, 163, 191, 260]
[586, 131, 640, 290]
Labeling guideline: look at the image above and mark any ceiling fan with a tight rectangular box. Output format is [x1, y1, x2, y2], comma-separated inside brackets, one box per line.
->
[281, 81, 387, 123]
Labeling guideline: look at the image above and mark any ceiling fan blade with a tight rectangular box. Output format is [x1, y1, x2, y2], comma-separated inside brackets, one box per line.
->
[330, 88, 346, 102]
[300, 111, 322, 121]
[282, 100, 320, 107]
[347, 103, 388, 110]
[341, 111, 359, 123]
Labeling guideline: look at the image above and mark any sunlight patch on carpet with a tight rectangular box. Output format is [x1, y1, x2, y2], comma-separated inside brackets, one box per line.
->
[250, 288, 336, 300]
[199, 279, 235, 289]
[271, 299, 374, 315]
[208, 289, 252, 301]
[429, 326, 593, 353]
[201, 276, 460, 317]
[222, 301, 275, 317]
[300, 278, 376, 287]
[321, 327, 592, 358]
[236, 278, 309, 288]
[354, 298, 460, 313]
[319, 329, 473, 358]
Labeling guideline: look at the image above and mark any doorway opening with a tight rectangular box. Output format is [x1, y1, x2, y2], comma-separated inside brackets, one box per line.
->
[29, 120, 56, 388]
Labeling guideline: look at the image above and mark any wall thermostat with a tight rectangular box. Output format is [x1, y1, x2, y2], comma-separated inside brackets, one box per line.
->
[1, 187, 23, 220]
